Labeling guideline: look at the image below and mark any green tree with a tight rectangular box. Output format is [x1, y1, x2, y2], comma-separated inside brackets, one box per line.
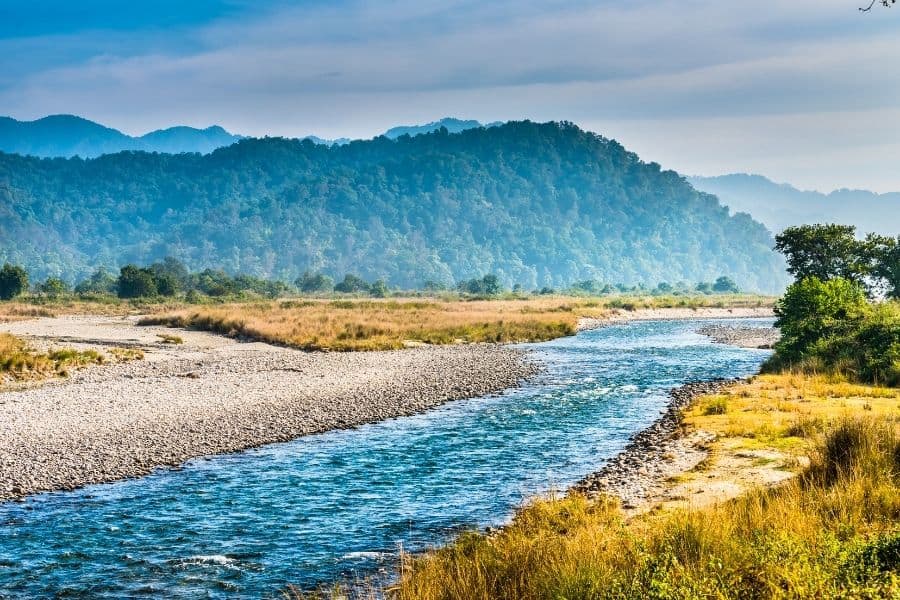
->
[774, 225, 869, 286]
[334, 274, 370, 294]
[369, 279, 389, 298]
[75, 267, 117, 294]
[0, 264, 28, 300]
[296, 271, 334, 293]
[712, 276, 739, 294]
[154, 274, 180, 297]
[772, 277, 869, 364]
[868, 234, 900, 299]
[117, 265, 158, 299]
[39, 277, 70, 298]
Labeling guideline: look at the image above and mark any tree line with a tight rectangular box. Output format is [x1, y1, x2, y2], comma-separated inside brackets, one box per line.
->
[0, 258, 744, 302]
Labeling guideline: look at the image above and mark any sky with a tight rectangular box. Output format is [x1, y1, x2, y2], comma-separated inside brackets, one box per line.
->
[2, 0, 900, 192]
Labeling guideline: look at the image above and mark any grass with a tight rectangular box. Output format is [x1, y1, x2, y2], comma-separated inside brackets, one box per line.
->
[390, 416, 899, 600]
[156, 333, 184, 345]
[135, 295, 772, 352]
[0, 333, 105, 380]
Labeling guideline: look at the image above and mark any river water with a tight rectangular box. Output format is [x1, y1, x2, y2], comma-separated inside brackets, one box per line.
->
[0, 318, 772, 598]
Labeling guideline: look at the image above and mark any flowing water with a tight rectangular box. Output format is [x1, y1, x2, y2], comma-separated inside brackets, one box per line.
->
[0, 318, 773, 598]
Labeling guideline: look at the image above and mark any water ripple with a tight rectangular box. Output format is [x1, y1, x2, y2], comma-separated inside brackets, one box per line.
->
[0, 319, 772, 598]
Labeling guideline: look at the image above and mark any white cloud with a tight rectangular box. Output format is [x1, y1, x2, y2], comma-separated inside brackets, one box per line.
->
[2, 0, 900, 190]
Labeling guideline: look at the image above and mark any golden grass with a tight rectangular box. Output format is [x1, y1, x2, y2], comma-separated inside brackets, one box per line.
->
[383, 375, 900, 600]
[135, 294, 773, 352]
[393, 435, 898, 598]
[0, 333, 105, 381]
[137, 298, 603, 351]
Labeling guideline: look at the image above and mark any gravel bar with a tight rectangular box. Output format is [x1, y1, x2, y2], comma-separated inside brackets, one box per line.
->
[572, 379, 736, 509]
[0, 321, 538, 501]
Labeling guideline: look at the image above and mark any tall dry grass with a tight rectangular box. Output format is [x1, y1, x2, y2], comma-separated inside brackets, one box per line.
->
[138, 295, 773, 351]
[392, 417, 900, 599]
[0, 333, 103, 380]
[139, 298, 605, 350]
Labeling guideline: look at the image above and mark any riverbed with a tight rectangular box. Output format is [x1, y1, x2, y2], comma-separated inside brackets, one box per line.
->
[0, 318, 772, 598]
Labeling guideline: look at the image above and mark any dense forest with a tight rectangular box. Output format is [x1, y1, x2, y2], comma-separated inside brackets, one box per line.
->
[0, 121, 788, 292]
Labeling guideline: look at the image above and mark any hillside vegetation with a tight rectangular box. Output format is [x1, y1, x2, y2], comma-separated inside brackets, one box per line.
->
[0, 121, 787, 292]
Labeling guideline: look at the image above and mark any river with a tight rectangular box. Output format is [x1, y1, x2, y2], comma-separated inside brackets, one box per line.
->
[0, 318, 772, 598]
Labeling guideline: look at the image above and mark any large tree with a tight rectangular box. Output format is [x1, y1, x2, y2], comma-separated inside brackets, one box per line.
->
[774, 224, 870, 286]
[0, 264, 28, 301]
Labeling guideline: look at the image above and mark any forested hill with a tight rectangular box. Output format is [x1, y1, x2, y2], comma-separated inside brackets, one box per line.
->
[0, 121, 788, 292]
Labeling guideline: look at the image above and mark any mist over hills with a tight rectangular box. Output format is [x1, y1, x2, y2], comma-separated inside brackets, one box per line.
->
[690, 174, 900, 236]
[0, 121, 787, 292]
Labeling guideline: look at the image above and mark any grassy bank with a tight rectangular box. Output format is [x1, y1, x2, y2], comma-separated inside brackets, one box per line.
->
[136, 294, 771, 352]
[391, 374, 900, 599]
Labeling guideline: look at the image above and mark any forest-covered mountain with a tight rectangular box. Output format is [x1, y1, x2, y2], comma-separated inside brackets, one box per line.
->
[0, 121, 788, 291]
[0, 115, 243, 158]
[690, 174, 900, 236]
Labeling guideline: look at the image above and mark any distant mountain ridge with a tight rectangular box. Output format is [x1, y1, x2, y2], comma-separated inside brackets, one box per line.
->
[689, 174, 900, 236]
[0, 121, 787, 292]
[0, 115, 500, 158]
[0, 115, 244, 158]
[383, 117, 500, 139]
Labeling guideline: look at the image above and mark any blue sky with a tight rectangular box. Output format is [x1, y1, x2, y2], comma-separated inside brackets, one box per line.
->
[2, 0, 900, 192]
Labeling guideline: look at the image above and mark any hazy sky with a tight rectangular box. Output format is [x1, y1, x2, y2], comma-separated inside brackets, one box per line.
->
[3, 1, 900, 192]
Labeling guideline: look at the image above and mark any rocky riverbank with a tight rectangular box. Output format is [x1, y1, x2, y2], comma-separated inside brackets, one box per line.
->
[572, 379, 736, 510]
[0, 316, 538, 501]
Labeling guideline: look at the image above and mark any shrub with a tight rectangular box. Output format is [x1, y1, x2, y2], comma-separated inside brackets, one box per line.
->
[0, 264, 28, 301]
[333, 274, 370, 294]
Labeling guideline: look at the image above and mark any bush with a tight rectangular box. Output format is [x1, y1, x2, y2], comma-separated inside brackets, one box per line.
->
[771, 277, 869, 365]
[0, 264, 28, 301]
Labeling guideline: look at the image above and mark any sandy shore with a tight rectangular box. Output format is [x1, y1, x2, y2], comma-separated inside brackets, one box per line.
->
[0, 316, 537, 500]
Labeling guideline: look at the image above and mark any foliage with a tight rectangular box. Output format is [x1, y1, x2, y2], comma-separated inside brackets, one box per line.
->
[712, 275, 739, 293]
[116, 265, 158, 299]
[333, 274, 371, 294]
[0, 121, 787, 292]
[73, 267, 117, 295]
[393, 417, 900, 599]
[458, 274, 503, 296]
[775, 224, 870, 286]
[296, 271, 334, 293]
[868, 234, 900, 299]
[38, 277, 70, 298]
[0, 264, 28, 301]
[771, 277, 870, 364]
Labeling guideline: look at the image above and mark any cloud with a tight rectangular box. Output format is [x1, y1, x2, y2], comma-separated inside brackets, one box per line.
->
[1, 0, 899, 190]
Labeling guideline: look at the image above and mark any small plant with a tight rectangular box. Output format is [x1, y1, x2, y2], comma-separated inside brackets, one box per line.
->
[702, 396, 728, 415]
[157, 333, 184, 345]
[109, 347, 145, 361]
